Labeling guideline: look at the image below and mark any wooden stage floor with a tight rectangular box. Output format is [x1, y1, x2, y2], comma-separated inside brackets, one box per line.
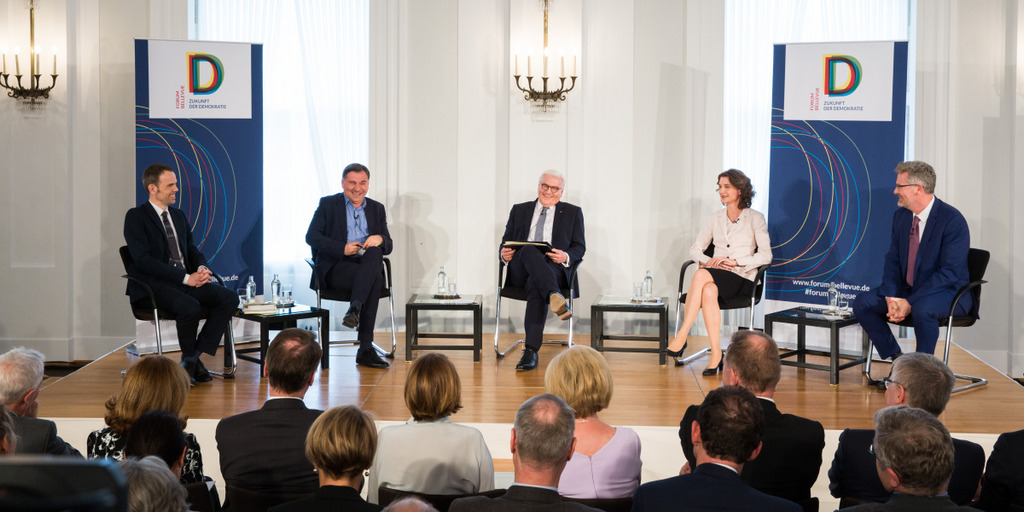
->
[38, 332, 1024, 435]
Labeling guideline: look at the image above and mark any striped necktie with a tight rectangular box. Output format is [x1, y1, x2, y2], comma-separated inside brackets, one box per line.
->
[162, 211, 186, 270]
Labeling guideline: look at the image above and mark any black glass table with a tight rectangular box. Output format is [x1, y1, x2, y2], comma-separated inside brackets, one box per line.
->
[765, 306, 869, 386]
[233, 304, 330, 374]
[405, 294, 483, 362]
[590, 295, 669, 364]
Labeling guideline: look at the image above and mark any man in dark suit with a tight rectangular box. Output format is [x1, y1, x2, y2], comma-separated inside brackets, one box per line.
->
[306, 163, 392, 369]
[0, 347, 81, 457]
[500, 171, 586, 371]
[217, 328, 324, 495]
[679, 331, 824, 508]
[123, 163, 238, 384]
[838, 405, 981, 512]
[853, 161, 973, 384]
[633, 386, 800, 512]
[978, 428, 1024, 511]
[449, 394, 599, 512]
[829, 353, 984, 506]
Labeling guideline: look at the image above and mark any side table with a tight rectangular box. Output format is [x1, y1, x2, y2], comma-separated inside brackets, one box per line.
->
[234, 304, 330, 374]
[405, 294, 483, 362]
[591, 295, 669, 365]
[765, 306, 869, 386]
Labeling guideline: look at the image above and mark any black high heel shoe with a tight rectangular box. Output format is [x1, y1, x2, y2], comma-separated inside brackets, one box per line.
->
[664, 340, 689, 357]
[702, 357, 723, 376]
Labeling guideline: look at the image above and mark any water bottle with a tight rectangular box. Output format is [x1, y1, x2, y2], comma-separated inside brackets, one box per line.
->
[245, 276, 256, 304]
[270, 274, 281, 303]
[828, 282, 839, 313]
[436, 266, 448, 296]
[642, 270, 654, 299]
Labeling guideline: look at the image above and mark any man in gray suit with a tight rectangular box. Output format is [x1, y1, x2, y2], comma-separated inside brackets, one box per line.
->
[0, 347, 81, 457]
[450, 394, 599, 512]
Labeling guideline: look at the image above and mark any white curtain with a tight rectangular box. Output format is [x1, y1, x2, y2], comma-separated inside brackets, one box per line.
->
[192, 0, 370, 301]
[723, 0, 912, 213]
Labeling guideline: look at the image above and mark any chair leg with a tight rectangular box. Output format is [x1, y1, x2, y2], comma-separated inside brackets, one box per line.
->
[943, 321, 988, 393]
[494, 295, 522, 358]
[209, 320, 237, 379]
[372, 294, 398, 359]
[152, 308, 163, 355]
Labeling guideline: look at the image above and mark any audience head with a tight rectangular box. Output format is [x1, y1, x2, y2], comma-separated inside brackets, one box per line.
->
[0, 346, 46, 416]
[104, 355, 190, 434]
[118, 456, 189, 512]
[125, 409, 187, 476]
[723, 330, 781, 395]
[0, 404, 16, 455]
[405, 353, 463, 421]
[894, 160, 936, 195]
[265, 328, 322, 395]
[305, 405, 378, 483]
[872, 405, 954, 496]
[544, 345, 613, 418]
[512, 393, 575, 470]
[718, 169, 755, 209]
[887, 352, 955, 416]
[694, 386, 765, 464]
[382, 497, 440, 512]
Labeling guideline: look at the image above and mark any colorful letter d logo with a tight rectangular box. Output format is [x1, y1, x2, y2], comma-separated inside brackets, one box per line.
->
[824, 55, 861, 96]
[188, 53, 224, 95]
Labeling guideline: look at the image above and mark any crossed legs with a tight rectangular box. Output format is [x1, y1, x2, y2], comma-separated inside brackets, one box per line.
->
[667, 268, 723, 370]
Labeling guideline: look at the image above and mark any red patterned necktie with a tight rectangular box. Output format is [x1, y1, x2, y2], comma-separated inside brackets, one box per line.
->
[906, 215, 920, 286]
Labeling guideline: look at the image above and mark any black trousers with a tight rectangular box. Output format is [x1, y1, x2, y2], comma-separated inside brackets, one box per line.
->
[151, 281, 237, 361]
[326, 246, 384, 350]
[505, 245, 568, 351]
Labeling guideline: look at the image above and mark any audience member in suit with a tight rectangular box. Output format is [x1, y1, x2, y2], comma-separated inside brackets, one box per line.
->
[499, 170, 586, 372]
[368, 353, 494, 503]
[0, 347, 81, 457]
[217, 328, 324, 495]
[829, 353, 984, 506]
[545, 345, 642, 499]
[853, 161, 973, 386]
[269, 406, 382, 512]
[633, 386, 800, 512]
[838, 405, 982, 512]
[977, 428, 1024, 511]
[306, 162, 393, 369]
[449, 394, 600, 512]
[87, 355, 208, 485]
[123, 163, 238, 384]
[679, 331, 824, 509]
[119, 456, 190, 512]
[0, 404, 15, 455]
[665, 169, 773, 375]
[382, 497, 439, 512]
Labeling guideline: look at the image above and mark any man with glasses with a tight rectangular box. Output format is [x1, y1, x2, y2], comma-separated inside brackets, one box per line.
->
[853, 161, 973, 386]
[499, 170, 586, 371]
[828, 353, 984, 507]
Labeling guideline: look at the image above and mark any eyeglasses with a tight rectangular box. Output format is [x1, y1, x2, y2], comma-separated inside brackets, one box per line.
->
[895, 183, 919, 189]
[540, 183, 562, 193]
[882, 377, 901, 389]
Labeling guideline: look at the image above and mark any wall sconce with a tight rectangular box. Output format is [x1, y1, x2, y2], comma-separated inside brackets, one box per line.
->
[1, 0, 59, 106]
[512, 0, 578, 111]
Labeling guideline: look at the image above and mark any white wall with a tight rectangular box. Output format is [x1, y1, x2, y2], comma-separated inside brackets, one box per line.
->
[1, 0, 1022, 378]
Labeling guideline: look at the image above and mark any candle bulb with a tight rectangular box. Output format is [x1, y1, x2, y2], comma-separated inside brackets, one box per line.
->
[527, 56, 531, 77]
[2, 54, 6, 74]
[514, 54, 519, 76]
[53, 54, 56, 75]
[573, 55, 577, 77]
[543, 56, 548, 78]
[560, 56, 565, 78]
[36, 54, 40, 75]
[15, 54, 20, 75]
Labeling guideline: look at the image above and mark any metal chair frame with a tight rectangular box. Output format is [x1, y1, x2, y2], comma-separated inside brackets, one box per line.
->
[305, 257, 397, 358]
[493, 257, 582, 358]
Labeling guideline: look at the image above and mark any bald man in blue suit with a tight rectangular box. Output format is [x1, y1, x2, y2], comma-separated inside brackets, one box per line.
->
[853, 161, 973, 385]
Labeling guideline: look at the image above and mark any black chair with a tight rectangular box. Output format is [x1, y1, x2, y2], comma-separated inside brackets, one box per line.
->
[493, 256, 583, 358]
[864, 247, 989, 393]
[0, 456, 128, 511]
[119, 245, 236, 377]
[225, 486, 312, 512]
[184, 481, 219, 512]
[563, 496, 633, 512]
[378, 485, 507, 511]
[672, 245, 770, 366]
[305, 257, 397, 357]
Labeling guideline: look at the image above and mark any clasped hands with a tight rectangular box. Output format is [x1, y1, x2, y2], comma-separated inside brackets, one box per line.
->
[886, 296, 912, 322]
[186, 265, 213, 287]
[344, 235, 384, 256]
[701, 257, 738, 270]
[500, 247, 569, 265]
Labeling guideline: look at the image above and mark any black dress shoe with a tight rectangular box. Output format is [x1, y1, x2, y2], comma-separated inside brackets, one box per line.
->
[866, 377, 888, 390]
[343, 306, 360, 328]
[515, 348, 539, 371]
[192, 359, 213, 383]
[179, 361, 198, 386]
[356, 349, 390, 369]
[702, 358, 723, 376]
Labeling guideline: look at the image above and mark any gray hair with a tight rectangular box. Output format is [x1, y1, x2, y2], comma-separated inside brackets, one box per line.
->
[382, 497, 440, 512]
[891, 353, 955, 416]
[538, 170, 565, 189]
[513, 393, 575, 467]
[0, 347, 45, 405]
[118, 456, 189, 512]
[894, 161, 936, 194]
[873, 405, 954, 496]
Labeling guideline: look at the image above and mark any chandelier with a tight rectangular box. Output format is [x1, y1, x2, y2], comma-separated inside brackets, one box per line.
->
[1, 0, 59, 106]
[512, 0, 578, 110]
